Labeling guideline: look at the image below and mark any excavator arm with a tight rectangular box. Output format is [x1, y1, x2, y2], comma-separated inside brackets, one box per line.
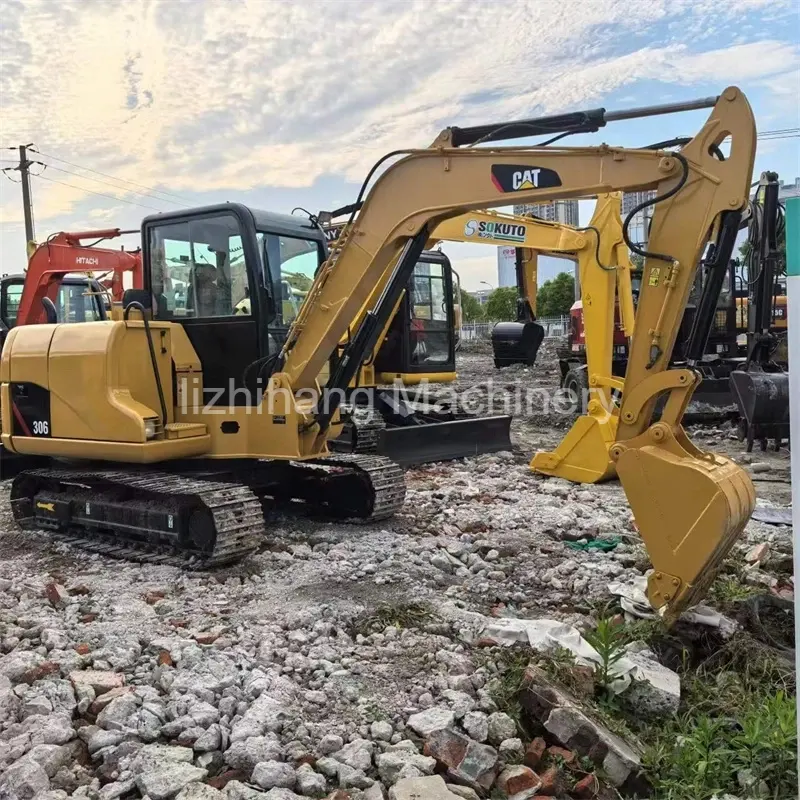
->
[17, 229, 141, 326]
[279, 87, 755, 618]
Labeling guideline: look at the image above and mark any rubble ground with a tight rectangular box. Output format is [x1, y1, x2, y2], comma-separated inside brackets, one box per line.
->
[0, 338, 794, 800]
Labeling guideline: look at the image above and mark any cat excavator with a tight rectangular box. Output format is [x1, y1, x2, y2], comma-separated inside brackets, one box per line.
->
[2, 88, 756, 619]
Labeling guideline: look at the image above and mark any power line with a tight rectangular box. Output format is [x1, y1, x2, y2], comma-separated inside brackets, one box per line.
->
[31, 161, 186, 207]
[28, 147, 193, 204]
[31, 172, 167, 212]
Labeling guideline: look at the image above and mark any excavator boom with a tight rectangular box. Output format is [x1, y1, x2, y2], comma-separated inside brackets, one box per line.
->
[281, 88, 756, 618]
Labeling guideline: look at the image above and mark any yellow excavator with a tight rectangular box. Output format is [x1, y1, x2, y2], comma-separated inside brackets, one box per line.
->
[1, 88, 756, 619]
[323, 198, 631, 464]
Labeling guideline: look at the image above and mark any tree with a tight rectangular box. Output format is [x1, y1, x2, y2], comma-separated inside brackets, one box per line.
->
[460, 291, 485, 322]
[630, 252, 645, 271]
[484, 286, 518, 321]
[536, 272, 575, 317]
[284, 272, 313, 292]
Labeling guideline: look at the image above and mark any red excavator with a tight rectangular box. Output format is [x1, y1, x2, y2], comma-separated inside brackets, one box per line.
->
[11, 228, 141, 327]
[0, 228, 141, 476]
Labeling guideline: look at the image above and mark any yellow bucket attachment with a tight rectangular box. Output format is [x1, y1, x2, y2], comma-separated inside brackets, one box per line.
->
[531, 412, 618, 484]
[613, 423, 755, 620]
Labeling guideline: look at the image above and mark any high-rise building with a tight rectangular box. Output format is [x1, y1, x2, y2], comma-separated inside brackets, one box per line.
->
[497, 246, 516, 287]
[622, 190, 657, 247]
[513, 200, 579, 227]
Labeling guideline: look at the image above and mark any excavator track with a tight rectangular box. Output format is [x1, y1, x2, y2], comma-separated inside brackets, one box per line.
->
[9, 454, 405, 567]
[10, 468, 265, 568]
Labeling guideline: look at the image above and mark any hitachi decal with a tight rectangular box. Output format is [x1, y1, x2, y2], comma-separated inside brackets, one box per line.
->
[464, 219, 526, 243]
[491, 164, 562, 193]
[75, 256, 99, 265]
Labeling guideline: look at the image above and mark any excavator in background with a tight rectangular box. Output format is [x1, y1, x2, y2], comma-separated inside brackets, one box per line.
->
[323, 200, 628, 464]
[2, 89, 757, 620]
[729, 171, 790, 451]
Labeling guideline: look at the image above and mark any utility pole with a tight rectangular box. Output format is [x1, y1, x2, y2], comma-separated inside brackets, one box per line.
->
[18, 144, 36, 254]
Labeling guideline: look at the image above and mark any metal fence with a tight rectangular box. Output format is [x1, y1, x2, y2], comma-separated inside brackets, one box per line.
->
[461, 315, 569, 341]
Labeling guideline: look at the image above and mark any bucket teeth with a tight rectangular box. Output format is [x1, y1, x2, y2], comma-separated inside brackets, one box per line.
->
[616, 437, 755, 620]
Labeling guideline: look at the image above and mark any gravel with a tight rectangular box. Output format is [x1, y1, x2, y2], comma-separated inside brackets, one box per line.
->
[0, 344, 791, 799]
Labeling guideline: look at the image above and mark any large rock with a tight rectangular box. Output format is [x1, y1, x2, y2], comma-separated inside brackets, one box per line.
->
[376, 750, 437, 784]
[424, 728, 498, 790]
[252, 761, 296, 790]
[389, 775, 464, 800]
[295, 764, 327, 796]
[461, 712, 488, 743]
[96, 692, 141, 730]
[519, 665, 646, 792]
[224, 781, 269, 799]
[332, 738, 374, 772]
[19, 744, 72, 778]
[486, 712, 516, 745]
[224, 736, 283, 772]
[0, 674, 21, 724]
[0, 759, 51, 799]
[621, 645, 680, 718]
[136, 763, 208, 799]
[230, 695, 288, 742]
[175, 784, 225, 800]
[68, 670, 124, 695]
[0, 651, 45, 684]
[407, 708, 456, 738]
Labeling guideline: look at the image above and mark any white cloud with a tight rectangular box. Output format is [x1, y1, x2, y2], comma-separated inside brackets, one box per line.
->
[0, 0, 797, 236]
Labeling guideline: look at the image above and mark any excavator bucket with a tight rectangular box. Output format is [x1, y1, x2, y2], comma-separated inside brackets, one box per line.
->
[531, 411, 618, 484]
[729, 369, 791, 450]
[491, 321, 545, 368]
[615, 426, 756, 619]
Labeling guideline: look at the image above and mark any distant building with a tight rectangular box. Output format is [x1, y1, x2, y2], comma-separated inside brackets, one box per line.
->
[622, 190, 657, 247]
[513, 200, 579, 227]
[497, 246, 516, 287]
[778, 177, 800, 200]
[469, 289, 492, 306]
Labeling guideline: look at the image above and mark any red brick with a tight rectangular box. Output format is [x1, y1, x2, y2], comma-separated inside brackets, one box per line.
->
[524, 737, 547, 769]
[473, 637, 500, 648]
[157, 650, 173, 667]
[194, 633, 218, 645]
[144, 591, 165, 605]
[74, 644, 91, 655]
[45, 583, 69, 608]
[537, 766, 562, 796]
[21, 661, 59, 684]
[208, 770, 247, 790]
[497, 765, 542, 797]
[89, 686, 132, 715]
[547, 746, 576, 766]
[168, 619, 188, 628]
[80, 614, 97, 624]
[571, 773, 598, 798]
[69, 584, 92, 596]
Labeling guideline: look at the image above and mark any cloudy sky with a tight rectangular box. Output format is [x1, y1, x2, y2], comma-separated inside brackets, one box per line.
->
[1, 0, 798, 290]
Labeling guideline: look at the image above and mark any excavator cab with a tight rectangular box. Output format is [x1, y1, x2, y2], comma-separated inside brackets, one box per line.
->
[144, 204, 326, 405]
[374, 251, 457, 380]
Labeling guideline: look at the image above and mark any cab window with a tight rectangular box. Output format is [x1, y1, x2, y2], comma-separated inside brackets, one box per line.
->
[148, 213, 255, 319]
[262, 234, 320, 325]
[1, 283, 23, 327]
